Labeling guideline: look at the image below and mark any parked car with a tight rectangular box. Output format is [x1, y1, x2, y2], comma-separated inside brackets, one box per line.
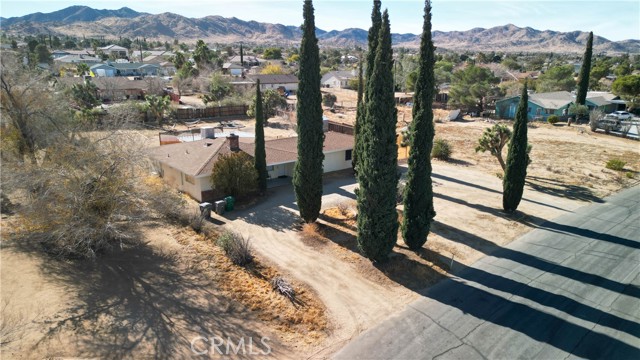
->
[608, 111, 632, 120]
[598, 117, 622, 131]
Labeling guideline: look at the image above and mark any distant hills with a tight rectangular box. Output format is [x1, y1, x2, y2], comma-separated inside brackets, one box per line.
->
[1, 6, 638, 53]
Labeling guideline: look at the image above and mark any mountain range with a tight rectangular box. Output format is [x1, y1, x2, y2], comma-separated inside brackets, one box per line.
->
[1, 6, 638, 53]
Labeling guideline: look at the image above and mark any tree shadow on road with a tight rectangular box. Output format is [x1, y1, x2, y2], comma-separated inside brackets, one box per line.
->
[431, 222, 640, 299]
[416, 276, 639, 359]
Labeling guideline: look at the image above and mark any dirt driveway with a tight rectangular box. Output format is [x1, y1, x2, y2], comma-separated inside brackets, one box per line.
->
[214, 156, 606, 357]
[217, 175, 416, 358]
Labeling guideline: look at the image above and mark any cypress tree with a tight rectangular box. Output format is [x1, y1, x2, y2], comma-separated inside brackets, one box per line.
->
[576, 31, 593, 106]
[254, 79, 268, 193]
[354, 0, 382, 174]
[353, 59, 364, 172]
[293, 0, 324, 223]
[240, 43, 244, 67]
[503, 81, 529, 213]
[356, 10, 398, 262]
[402, 0, 435, 250]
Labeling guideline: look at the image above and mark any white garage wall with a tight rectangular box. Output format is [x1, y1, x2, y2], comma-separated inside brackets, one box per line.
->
[323, 150, 351, 173]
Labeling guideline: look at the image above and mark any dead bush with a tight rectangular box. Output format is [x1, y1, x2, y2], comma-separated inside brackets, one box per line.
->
[189, 209, 205, 233]
[216, 230, 253, 266]
[271, 276, 296, 302]
[337, 202, 351, 217]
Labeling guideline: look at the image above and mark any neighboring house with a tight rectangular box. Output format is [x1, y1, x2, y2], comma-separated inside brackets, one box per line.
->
[228, 55, 260, 67]
[246, 74, 299, 92]
[51, 49, 71, 59]
[99, 45, 128, 59]
[496, 91, 574, 120]
[54, 54, 102, 65]
[141, 56, 177, 76]
[585, 92, 626, 113]
[147, 131, 354, 202]
[222, 62, 244, 76]
[130, 50, 175, 60]
[496, 90, 627, 120]
[321, 70, 357, 89]
[90, 62, 161, 77]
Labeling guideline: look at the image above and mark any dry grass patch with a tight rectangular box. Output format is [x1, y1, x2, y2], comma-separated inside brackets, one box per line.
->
[173, 228, 328, 345]
[309, 210, 449, 291]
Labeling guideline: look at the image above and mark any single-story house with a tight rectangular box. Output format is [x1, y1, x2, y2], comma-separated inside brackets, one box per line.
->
[54, 54, 103, 65]
[147, 131, 354, 202]
[222, 62, 244, 76]
[321, 70, 357, 89]
[99, 44, 128, 59]
[246, 74, 299, 92]
[584, 92, 626, 113]
[130, 50, 175, 60]
[90, 62, 162, 77]
[228, 55, 260, 67]
[495, 91, 625, 120]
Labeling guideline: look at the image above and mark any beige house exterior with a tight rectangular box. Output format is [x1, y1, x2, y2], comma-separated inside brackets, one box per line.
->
[147, 132, 354, 202]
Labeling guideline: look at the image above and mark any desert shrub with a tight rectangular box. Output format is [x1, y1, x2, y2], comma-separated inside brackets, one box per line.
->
[606, 159, 626, 171]
[189, 209, 205, 233]
[431, 138, 452, 160]
[216, 230, 253, 266]
[547, 115, 560, 124]
[625, 171, 635, 179]
[336, 202, 351, 217]
[302, 222, 324, 238]
[589, 109, 604, 132]
[0, 191, 13, 214]
[322, 93, 337, 107]
[210, 152, 258, 199]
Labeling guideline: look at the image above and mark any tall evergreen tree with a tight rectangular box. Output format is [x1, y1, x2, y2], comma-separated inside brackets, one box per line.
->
[402, 0, 435, 250]
[293, 0, 324, 223]
[356, 10, 398, 262]
[353, 59, 364, 172]
[503, 81, 530, 213]
[576, 31, 593, 106]
[240, 43, 244, 67]
[354, 0, 382, 174]
[254, 79, 268, 193]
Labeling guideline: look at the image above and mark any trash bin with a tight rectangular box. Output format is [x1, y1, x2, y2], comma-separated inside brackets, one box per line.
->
[224, 196, 235, 211]
[199, 202, 212, 218]
[214, 200, 226, 215]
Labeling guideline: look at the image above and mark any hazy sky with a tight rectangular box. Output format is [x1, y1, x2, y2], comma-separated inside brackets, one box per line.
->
[1, 0, 639, 41]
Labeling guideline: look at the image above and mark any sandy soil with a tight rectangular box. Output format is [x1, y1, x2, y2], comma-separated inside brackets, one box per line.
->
[0, 221, 299, 359]
[2, 89, 637, 359]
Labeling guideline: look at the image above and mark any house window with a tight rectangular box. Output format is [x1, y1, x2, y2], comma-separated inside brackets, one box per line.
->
[184, 174, 195, 184]
[266, 165, 274, 171]
[345, 149, 353, 161]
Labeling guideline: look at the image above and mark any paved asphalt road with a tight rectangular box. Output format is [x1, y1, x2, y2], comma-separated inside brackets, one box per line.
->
[335, 186, 640, 360]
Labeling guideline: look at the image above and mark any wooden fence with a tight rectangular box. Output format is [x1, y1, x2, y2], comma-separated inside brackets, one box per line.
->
[327, 121, 355, 135]
[174, 105, 249, 120]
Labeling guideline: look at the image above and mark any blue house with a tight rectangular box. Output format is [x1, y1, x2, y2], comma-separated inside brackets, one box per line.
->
[495, 91, 625, 120]
[90, 62, 161, 77]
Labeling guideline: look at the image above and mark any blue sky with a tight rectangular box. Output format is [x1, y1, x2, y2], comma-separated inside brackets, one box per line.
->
[1, 0, 639, 41]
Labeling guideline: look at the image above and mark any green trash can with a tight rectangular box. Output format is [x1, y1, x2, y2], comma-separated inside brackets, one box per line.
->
[224, 196, 235, 211]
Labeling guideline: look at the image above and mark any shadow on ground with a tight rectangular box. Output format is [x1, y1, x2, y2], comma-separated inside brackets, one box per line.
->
[526, 176, 604, 203]
[7, 238, 274, 359]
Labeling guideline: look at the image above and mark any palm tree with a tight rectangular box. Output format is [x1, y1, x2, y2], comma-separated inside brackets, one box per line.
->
[144, 95, 171, 126]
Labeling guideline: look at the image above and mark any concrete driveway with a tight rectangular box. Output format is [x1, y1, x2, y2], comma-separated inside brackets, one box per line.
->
[335, 186, 640, 359]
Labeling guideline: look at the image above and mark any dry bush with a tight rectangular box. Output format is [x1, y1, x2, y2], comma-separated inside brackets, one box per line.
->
[216, 230, 253, 266]
[336, 202, 352, 217]
[302, 222, 324, 239]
